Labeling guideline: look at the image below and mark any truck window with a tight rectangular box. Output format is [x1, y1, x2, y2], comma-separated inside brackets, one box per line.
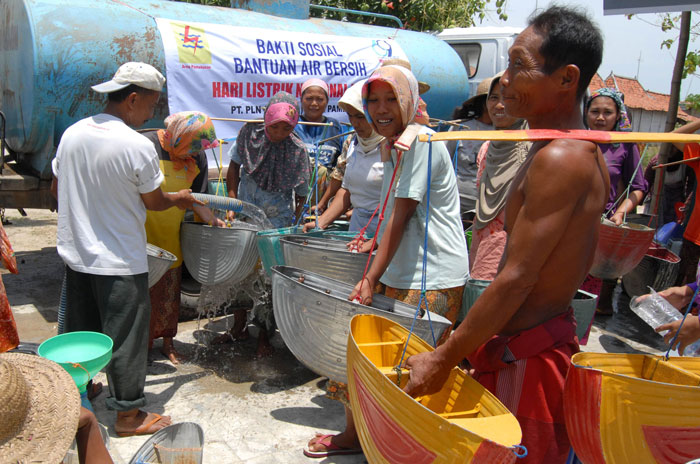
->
[450, 43, 481, 79]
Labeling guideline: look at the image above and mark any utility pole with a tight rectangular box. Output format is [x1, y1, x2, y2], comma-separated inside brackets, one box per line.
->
[636, 51, 642, 80]
[652, 10, 692, 218]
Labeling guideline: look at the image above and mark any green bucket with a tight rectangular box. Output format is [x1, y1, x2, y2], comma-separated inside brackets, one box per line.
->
[466, 230, 472, 249]
[38, 331, 113, 393]
[256, 226, 326, 275]
[458, 278, 491, 323]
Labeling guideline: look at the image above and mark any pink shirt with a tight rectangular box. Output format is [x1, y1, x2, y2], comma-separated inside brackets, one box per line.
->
[470, 142, 508, 281]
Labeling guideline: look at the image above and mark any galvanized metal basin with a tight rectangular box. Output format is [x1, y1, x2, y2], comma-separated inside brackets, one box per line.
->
[146, 243, 177, 288]
[180, 221, 260, 286]
[271, 265, 452, 384]
[280, 235, 374, 285]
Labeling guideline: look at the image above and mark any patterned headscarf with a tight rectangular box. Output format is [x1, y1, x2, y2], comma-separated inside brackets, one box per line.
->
[338, 80, 384, 153]
[362, 65, 422, 160]
[157, 111, 218, 183]
[585, 88, 632, 132]
[236, 92, 310, 193]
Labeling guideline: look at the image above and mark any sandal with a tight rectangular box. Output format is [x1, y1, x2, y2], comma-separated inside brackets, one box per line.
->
[303, 434, 362, 458]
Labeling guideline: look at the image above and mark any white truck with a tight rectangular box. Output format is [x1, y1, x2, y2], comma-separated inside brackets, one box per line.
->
[437, 26, 522, 98]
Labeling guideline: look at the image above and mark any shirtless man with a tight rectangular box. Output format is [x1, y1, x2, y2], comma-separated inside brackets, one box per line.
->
[404, 7, 608, 463]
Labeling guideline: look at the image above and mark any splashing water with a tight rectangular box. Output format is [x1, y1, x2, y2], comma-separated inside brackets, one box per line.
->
[193, 262, 272, 360]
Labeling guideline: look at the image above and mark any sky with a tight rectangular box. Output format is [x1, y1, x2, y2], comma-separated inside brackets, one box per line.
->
[477, 0, 699, 98]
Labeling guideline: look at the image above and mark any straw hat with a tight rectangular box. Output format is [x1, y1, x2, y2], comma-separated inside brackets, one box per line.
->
[463, 74, 498, 107]
[380, 58, 431, 94]
[0, 353, 81, 463]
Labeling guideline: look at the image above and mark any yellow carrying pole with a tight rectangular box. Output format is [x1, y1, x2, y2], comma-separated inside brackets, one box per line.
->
[211, 117, 332, 126]
[418, 129, 700, 144]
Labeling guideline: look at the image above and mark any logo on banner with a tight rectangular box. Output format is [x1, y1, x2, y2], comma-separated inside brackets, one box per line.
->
[172, 23, 212, 65]
[372, 40, 393, 58]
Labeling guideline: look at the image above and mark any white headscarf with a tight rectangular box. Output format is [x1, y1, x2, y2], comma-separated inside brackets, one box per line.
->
[338, 80, 384, 153]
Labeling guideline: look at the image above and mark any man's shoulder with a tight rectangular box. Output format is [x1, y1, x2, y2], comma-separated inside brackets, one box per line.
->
[528, 139, 600, 181]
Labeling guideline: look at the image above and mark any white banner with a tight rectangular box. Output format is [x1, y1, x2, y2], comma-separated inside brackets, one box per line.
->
[156, 18, 407, 150]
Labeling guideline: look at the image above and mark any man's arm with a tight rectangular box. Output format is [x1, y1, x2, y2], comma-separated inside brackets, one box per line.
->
[404, 141, 594, 396]
[140, 188, 203, 211]
[51, 176, 58, 200]
[672, 119, 700, 152]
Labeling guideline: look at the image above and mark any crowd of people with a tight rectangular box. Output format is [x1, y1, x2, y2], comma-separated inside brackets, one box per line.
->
[4, 4, 700, 464]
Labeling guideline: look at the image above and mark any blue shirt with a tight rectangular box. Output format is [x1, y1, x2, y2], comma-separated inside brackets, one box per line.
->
[294, 115, 344, 169]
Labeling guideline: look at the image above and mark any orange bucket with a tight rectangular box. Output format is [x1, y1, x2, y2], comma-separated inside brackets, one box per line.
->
[589, 219, 654, 280]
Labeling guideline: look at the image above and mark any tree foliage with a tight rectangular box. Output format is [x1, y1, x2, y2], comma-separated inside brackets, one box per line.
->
[653, 12, 700, 79]
[309, 0, 507, 31]
[684, 93, 700, 112]
[173, 0, 507, 32]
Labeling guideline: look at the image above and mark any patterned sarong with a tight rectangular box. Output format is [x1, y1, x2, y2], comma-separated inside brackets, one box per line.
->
[468, 309, 579, 464]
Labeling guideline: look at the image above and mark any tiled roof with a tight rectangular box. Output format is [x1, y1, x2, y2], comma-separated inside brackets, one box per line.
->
[588, 73, 697, 121]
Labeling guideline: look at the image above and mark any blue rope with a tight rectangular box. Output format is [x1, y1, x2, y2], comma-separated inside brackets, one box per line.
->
[512, 445, 528, 458]
[452, 140, 460, 176]
[312, 141, 321, 230]
[398, 134, 437, 367]
[664, 283, 700, 359]
[295, 141, 322, 226]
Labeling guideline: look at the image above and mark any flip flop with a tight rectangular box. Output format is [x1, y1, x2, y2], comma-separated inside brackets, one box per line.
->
[116, 413, 168, 437]
[303, 434, 363, 458]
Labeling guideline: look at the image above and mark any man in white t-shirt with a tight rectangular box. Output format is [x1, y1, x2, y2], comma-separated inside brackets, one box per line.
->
[51, 62, 201, 436]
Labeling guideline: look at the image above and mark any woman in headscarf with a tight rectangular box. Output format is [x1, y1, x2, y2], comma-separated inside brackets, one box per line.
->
[583, 88, 648, 316]
[222, 92, 310, 357]
[302, 80, 385, 235]
[470, 73, 530, 280]
[304, 65, 469, 459]
[226, 91, 311, 229]
[142, 111, 226, 364]
[294, 78, 345, 213]
[585, 87, 648, 225]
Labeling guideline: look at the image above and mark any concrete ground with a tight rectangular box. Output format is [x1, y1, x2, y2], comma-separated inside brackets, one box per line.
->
[4, 208, 668, 463]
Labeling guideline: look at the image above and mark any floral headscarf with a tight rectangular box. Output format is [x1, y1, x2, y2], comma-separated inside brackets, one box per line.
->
[338, 80, 384, 153]
[585, 87, 632, 132]
[157, 111, 218, 183]
[236, 92, 310, 193]
[362, 65, 422, 160]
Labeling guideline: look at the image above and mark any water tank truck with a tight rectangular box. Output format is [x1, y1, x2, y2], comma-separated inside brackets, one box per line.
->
[0, 0, 468, 209]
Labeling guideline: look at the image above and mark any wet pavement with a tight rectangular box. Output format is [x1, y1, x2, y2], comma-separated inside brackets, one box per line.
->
[4, 209, 674, 463]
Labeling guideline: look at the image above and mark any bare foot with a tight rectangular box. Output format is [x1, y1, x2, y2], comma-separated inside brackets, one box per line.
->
[161, 337, 185, 365]
[115, 409, 171, 437]
[255, 329, 275, 358]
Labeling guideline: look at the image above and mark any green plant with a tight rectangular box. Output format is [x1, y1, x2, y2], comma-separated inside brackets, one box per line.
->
[173, 0, 508, 32]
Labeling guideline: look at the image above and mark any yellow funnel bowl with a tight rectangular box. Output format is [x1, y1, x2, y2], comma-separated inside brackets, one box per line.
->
[347, 314, 522, 463]
[565, 352, 700, 464]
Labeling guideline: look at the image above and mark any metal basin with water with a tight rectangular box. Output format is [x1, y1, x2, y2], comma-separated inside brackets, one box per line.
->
[280, 235, 374, 286]
[271, 265, 452, 384]
[180, 221, 260, 286]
